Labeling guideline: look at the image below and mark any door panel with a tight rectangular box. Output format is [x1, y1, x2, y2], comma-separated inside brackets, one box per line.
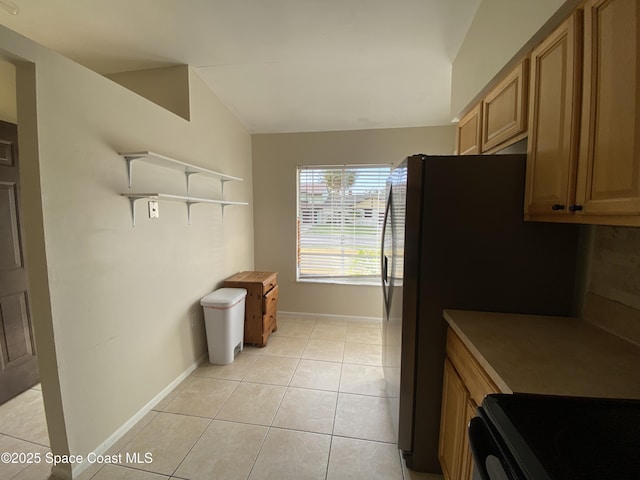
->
[0, 120, 39, 404]
[1, 292, 34, 364]
[0, 182, 22, 270]
[0, 138, 15, 166]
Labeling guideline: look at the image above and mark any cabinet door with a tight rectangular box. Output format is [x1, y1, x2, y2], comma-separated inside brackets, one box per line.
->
[439, 359, 469, 480]
[577, 0, 640, 215]
[457, 104, 482, 155]
[446, 328, 499, 406]
[525, 13, 582, 216]
[460, 400, 477, 480]
[481, 60, 529, 152]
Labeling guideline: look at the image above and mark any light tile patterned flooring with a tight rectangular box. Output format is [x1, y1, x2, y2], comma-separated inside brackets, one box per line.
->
[0, 315, 441, 480]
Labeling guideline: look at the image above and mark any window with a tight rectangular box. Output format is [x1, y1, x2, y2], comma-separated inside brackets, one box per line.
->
[296, 164, 391, 285]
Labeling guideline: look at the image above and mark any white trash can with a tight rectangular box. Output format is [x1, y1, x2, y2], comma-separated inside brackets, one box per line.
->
[200, 288, 247, 365]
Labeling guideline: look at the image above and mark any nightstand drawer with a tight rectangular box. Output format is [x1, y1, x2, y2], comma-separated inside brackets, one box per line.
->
[263, 284, 279, 315]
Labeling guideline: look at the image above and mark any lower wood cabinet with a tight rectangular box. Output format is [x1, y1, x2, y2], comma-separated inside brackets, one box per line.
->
[461, 399, 477, 479]
[439, 329, 500, 480]
[224, 271, 278, 347]
[439, 359, 471, 480]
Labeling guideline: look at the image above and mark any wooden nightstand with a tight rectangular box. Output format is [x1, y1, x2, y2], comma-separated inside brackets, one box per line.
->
[224, 271, 278, 347]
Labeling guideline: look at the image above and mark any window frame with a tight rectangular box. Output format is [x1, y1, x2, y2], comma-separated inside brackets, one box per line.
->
[296, 163, 391, 286]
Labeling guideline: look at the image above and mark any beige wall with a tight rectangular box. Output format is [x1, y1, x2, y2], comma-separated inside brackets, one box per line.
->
[106, 65, 191, 121]
[0, 57, 17, 123]
[252, 126, 456, 318]
[1, 24, 253, 479]
[589, 226, 640, 310]
[582, 225, 640, 346]
[450, 0, 565, 118]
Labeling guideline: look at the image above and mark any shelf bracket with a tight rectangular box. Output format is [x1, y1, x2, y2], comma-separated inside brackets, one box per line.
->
[220, 178, 233, 197]
[186, 201, 196, 225]
[185, 172, 200, 196]
[126, 197, 141, 227]
[124, 154, 146, 188]
[220, 202, 239, 219]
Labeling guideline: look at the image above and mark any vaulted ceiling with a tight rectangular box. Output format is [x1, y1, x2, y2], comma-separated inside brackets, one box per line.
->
[0, 0, 480, 133]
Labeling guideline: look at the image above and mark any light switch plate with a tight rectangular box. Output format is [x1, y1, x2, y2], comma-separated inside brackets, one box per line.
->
[148, 201, 159, 219]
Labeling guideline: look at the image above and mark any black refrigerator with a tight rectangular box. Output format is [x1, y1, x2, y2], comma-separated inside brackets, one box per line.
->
[381, 154, 581, 473]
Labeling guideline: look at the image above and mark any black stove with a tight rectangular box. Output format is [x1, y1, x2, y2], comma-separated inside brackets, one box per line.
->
[469, 393, 640, 480]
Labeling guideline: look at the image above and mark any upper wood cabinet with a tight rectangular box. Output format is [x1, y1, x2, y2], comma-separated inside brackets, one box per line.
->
[455, 60, 528, 155]
[576, 0, 640, 217]
[456, 104, 482, 155]
[525, 13, 582, 216]
[526, 0, 640, 225]
[481, 59, 529, 152]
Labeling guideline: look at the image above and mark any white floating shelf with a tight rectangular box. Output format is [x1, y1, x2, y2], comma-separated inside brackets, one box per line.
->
[119, 151, 243, 190]
[121, 193, 248, 226]
[122, 193, 247, 205]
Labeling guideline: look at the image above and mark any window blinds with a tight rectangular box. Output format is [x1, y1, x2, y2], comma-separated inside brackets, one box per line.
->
[297, 164, 391, 284]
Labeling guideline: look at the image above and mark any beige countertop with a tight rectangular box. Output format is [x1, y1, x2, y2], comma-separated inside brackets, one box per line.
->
[443, 309, 640, 399]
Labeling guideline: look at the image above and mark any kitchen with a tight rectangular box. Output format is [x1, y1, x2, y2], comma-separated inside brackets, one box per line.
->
[409, 0, 640, 477]
[262, 0, 640, 474]
[0, 0, 639, 479]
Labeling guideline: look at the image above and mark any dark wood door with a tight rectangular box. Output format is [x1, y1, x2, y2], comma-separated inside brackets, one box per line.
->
[0, 120, 39, 404]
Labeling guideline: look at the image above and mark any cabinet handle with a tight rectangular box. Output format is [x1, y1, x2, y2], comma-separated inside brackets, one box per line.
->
[569, 205, 583, 212]
[551, 204, 566, 211]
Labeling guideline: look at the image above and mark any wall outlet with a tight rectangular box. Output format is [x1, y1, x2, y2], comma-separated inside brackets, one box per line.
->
[190, 312, 199, 327]
[148, 201, 159, 219]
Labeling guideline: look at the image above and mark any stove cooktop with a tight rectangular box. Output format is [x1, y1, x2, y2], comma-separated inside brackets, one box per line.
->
[481, 394, 640, 480]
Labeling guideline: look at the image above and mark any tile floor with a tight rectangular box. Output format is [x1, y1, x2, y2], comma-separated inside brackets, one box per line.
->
[0, 384, 52, 480]
[0, 315, 442, 480]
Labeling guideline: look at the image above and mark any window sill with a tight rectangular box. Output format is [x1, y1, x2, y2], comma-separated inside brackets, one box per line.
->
[296, 277, 381, 287]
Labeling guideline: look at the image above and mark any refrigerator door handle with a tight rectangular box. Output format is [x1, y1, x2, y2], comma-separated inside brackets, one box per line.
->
[382, 255, 389, 285]
[381, 186, 393, 315]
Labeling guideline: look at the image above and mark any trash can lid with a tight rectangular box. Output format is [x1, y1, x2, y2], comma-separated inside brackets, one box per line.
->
[201, 288, 247, 308]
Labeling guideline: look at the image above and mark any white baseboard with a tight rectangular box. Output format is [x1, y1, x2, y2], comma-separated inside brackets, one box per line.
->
[278, 310, 381, 324]
[69, 354, 205, 479]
